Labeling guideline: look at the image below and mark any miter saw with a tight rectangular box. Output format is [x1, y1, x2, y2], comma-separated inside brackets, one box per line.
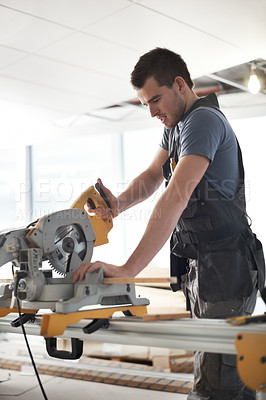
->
[0, 184, 149, 358]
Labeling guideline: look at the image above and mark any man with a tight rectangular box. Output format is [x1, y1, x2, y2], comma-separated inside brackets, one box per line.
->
[73, 48, 265, 399]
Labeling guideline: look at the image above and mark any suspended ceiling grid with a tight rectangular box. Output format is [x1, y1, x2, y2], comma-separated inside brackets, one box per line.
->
[0, 0, 265, 139]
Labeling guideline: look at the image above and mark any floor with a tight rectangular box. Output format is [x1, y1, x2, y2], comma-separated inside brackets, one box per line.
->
[0, 369, 187, 400]
[0, 331, 190, 400]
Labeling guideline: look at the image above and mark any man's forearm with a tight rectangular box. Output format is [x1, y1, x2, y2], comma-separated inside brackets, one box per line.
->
[117, 169, 164, 214]
[123, 187, 188, 276]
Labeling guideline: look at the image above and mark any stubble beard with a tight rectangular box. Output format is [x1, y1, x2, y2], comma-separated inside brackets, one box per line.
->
[167, 95, 186, 128]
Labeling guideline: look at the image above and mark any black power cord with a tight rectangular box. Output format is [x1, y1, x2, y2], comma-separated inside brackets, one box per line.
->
[13, 272, 48, 400]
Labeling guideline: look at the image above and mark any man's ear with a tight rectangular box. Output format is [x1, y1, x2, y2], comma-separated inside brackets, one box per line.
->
[173, 76, 186, 93]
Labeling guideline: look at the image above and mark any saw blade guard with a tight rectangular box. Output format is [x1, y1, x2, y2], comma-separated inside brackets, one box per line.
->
[26, 209, 95, 275]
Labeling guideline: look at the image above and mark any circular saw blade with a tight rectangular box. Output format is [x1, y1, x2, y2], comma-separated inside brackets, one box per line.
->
[48, 223, 87, 275]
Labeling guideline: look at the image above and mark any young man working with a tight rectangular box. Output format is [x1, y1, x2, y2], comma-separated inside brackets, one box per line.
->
[73, 48, 265, 399]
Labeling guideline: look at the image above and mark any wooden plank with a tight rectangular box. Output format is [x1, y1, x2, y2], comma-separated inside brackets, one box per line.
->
[0, 278, 177, 284]
[103, 277, 178, 284]
[142, 312, 191, 322]
[1, 277, 178, 285]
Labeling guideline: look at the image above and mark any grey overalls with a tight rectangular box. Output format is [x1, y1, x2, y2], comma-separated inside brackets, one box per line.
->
[162, 94, 265, 399]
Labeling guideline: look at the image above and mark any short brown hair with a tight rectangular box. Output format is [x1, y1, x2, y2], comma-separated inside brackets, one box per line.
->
[130, 47, 194, 90]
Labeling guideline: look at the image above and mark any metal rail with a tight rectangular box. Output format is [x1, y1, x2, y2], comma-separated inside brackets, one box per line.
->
[0, 314, 265, 355]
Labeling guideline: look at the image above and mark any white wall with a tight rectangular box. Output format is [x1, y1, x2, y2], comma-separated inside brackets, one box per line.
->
[231, 116, 266, 247]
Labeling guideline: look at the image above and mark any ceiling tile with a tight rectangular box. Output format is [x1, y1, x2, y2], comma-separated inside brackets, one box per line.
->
[38, 32, 139, 80]
[140, 0, 266, 58]
[0, 75, 103, 114]
[0, 0, 131, 29]
[0, 45, 26, 69]
[0, 0, 265, 121]
[1, 55, 135, 105]
[82, 4, 152, 51]
[0, 6, 72, 52]
[83, 4, 250, 77]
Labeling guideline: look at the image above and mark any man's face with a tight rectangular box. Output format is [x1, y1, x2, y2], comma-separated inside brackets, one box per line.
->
[137, 76, 186, 129]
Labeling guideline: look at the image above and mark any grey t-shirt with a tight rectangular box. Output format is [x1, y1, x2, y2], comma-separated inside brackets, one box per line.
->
[160, 106, 240, 198]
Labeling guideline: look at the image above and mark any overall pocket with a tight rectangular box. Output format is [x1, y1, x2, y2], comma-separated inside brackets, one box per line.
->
[251, 237, 265, 292]
[198, 244, 253, 302]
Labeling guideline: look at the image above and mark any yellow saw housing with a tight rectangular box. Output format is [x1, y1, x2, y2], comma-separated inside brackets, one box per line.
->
[70, 185, 113, 247]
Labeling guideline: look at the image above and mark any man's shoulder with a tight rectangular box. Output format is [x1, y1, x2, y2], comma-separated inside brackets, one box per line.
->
[180, 107, 227, 139]
[186, 106, 225, 123]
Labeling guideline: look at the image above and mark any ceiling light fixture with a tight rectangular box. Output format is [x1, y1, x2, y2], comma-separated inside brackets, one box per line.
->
[248, 65, 261, 94]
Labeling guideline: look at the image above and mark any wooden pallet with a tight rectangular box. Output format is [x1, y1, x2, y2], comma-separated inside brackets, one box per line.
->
[0, 356, 193, 394]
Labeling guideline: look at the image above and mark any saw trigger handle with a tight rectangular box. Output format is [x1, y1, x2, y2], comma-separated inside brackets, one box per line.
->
[95, 182, 111, 209]
[86, 182, 111, 210]
[71, 185, 111, 212]
[45, 337, 83, 360]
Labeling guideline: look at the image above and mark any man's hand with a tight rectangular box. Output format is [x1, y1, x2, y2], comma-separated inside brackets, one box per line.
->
[87, 178, 119, 219]
[72, 261, 130, 282]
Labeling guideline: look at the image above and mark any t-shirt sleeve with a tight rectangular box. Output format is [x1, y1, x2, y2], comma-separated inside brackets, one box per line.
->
[180, 108, 225, 162]
[160, 127, 170, 150]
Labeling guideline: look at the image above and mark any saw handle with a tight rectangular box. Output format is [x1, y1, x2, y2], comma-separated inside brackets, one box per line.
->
[87, 183, 111, 210]
[71, 185, 111, 212]
[95, 181, 111, 208]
